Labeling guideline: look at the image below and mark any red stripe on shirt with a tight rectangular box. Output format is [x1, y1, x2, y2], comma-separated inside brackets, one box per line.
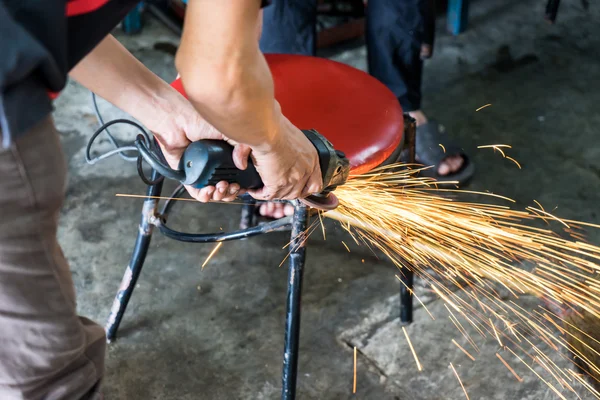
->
[66, 0, 111, 16]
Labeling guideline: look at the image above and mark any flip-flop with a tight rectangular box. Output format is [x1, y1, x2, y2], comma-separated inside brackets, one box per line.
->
[401, 119, 475, 186]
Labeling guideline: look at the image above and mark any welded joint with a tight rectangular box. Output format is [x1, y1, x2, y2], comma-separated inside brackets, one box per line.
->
[140, 199, 159, 235]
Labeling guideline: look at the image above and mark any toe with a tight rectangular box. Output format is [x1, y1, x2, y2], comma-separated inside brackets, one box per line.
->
[437, 161, 450, 176]
[450, 156, 464, 173]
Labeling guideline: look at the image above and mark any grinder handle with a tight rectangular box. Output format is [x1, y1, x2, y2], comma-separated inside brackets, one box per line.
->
[179, 140, 263, 189]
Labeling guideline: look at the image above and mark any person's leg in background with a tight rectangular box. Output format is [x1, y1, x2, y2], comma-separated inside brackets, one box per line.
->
[259, 0, 318, 56]
[366, 0, 474, 181]
[0, 116, 106, 399]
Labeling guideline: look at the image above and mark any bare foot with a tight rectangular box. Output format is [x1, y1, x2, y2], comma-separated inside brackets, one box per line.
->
[258, 202, 295, 219]
[420, 44, 432, 59]
[408, 110, 465, 176]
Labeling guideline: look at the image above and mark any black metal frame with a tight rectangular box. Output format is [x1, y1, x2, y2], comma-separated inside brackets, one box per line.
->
[400, 115, 416, 325]
[545, 0, 561, 23]
[104, 117, 416, 399]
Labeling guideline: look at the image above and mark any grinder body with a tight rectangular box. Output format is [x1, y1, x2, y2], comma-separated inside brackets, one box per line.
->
[178, 129, 349, 209]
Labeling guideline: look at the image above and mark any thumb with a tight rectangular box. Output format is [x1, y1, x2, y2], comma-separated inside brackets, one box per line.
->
[247, 186, 270, 201]
[156, 139, 184, 171]
[232, 144, 251, 170]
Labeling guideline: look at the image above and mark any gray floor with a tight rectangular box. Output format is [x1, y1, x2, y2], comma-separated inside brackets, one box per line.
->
[52, 1, 600, 399]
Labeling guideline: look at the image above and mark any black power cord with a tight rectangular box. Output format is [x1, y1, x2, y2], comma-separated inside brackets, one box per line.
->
[90, 92, 139, 162]
[85, 92, 185, 186]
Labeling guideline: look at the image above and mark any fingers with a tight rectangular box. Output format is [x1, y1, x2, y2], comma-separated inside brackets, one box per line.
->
[247, 186, 274, 201]
[187, 181, 242, 203]
[248, 169, 316, 202]
[300, 167, 323, 198]
[232, 144, 251, 170]
[213, 181, 241, 202]
[196, 186, 214, 203]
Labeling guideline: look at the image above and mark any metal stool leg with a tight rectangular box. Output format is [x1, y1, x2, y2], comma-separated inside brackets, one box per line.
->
[545, 0, 560, 23]
[106, 171, 164, 342]
[281, 203, 309, 400]
[400, 115, 416, 325]
[400, 269, 414, 324]
[240, 198, 257, 230]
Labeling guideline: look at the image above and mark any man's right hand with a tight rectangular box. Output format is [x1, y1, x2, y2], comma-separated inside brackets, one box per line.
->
[176, 1, 323, 203]
[248, 105, 323, 201]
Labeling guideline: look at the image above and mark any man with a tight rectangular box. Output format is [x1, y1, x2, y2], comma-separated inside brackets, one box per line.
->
[257, 0, 475, 218]
[0, 1, 321, 398]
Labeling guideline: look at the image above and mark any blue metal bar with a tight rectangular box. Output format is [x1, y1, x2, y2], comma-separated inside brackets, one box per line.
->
[447, 0, 469, 35]
[122, 2, 144, 35]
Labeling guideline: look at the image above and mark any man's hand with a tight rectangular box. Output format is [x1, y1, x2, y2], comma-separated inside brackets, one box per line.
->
[247, 103, 322, 201]
[176, 1, 324, 203]
[154, 110, 252, 203]
[69, 35, 252, 204]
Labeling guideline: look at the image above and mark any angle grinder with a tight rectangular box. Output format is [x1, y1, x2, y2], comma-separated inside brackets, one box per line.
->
[135, 129, 350, 211]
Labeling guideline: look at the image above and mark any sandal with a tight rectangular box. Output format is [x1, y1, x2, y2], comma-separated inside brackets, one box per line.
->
[402, 119, 475, 186]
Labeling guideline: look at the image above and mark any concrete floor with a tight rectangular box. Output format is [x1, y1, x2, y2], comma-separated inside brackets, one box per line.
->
[52, 1, 600, 399]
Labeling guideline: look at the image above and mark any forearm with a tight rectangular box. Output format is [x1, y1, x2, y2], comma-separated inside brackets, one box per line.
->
[69, 35, 195, 144]
[175, 1, 280, 152]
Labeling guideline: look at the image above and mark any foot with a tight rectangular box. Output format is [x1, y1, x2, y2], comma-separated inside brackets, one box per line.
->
[408, 110, 465, 176]
[258, 202, 295, 219]
[420, 44, 432, 59]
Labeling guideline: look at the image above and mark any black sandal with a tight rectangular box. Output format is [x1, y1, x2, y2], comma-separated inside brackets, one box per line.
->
[402, 119, 475, 186]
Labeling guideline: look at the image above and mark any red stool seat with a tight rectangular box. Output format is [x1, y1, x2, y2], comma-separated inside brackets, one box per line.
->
[171, 54, 404, 175]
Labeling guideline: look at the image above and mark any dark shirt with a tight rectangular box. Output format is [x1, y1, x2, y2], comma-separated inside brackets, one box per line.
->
[0, 0, 271, 148]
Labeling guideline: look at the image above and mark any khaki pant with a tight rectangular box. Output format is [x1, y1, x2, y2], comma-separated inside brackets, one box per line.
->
[0, 116, 105, 400]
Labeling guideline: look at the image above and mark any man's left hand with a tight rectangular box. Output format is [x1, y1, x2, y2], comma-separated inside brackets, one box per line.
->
[154, 109, 252, 203]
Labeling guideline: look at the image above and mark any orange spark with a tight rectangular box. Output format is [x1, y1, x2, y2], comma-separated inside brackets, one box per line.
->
[505, 156, 522, 169]
[450, 363, 470, 400]
[353, 346, 357, 394]
[496, 353, 523, 382]
[452, 339, 476, 361]
[342, 241, 351, 252]
[202, 242, 223, 269]
[403, 326, 423, 371]
[490, 318, 503, 347]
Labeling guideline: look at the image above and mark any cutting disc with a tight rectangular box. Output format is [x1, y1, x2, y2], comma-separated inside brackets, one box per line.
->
[300, 193, 340, 211]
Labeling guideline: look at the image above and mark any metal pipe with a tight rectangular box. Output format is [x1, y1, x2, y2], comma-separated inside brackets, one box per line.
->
[545, 0, 560, 23]
[281, 203, 309, 400]
[155, 215, 292, 243]
[401, 116, 416, 324]
[404, 114, 417, 165]
[160, 184, 186, 217]
[399, 270, 414, 324]
[239, 198, 257, 230]
[106, 169, 164, 342]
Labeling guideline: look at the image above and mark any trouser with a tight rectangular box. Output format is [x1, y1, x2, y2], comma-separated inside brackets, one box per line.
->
[259, 0, 433, 112]
[0, 116, 105, 400]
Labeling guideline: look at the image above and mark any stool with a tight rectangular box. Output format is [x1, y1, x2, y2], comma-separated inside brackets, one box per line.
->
[104, 54, 414, 399]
